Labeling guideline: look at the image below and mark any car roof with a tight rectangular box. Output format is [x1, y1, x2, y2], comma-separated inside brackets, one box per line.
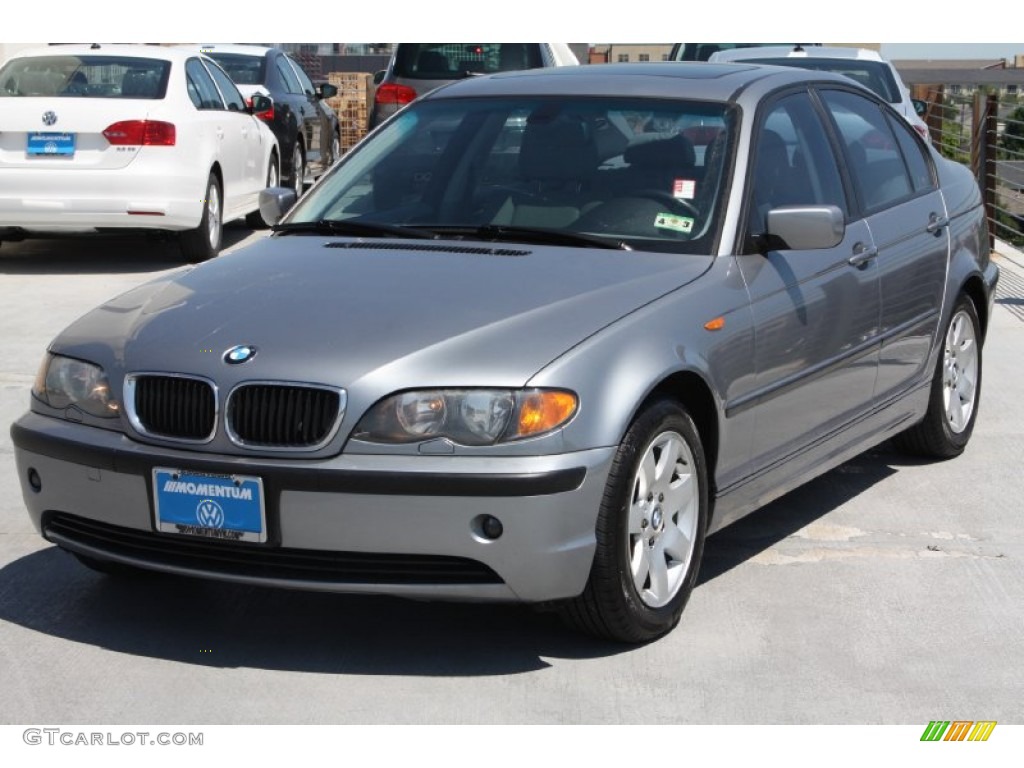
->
[422, 62, 865, 105]
[7, 44, 201, 63]
[176, 44, 276, 58]
[710, 46, 885, 63]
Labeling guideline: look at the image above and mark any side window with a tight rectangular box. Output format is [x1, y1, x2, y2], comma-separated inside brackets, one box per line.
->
[820, 89, 913, 212]
[886, 112, 935, 193]
[185, 59, 223, 110]
[287, 57, 316, 97]
[204, 61, 246, 112]
[275, 56, 302, 95]
[746, 91, 847, 250]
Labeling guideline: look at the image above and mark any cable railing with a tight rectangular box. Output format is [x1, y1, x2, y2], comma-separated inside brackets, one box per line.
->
[917, 89, 1024, 247]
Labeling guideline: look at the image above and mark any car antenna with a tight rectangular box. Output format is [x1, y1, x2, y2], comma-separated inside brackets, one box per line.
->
[793, 44, 805, 53]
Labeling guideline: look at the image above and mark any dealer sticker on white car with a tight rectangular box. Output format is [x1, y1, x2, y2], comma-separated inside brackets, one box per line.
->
[153, 469, 266, 543]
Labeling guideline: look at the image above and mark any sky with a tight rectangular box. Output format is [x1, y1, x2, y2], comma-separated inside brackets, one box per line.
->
[2, 1, 1022, 62]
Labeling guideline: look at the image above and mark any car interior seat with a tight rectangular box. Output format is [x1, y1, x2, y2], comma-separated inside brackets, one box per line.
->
[487, 114, 599, 228]
[121, 69, 159, 98]
[416, 50, 449, 76]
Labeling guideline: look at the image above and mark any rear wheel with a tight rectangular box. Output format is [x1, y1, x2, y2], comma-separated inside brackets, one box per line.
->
[180, 173, 222, 262]
[894, 295, 982, 458]
[559, 399, 708, 643]
[291, 142, 305, 196]
[245, 152, 280, 229]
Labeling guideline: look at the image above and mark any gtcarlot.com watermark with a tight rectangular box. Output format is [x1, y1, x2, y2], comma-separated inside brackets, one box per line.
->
[23, 728, 203, 747]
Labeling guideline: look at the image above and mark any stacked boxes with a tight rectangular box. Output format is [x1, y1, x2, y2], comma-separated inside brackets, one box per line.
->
[325, 72, 373, 153]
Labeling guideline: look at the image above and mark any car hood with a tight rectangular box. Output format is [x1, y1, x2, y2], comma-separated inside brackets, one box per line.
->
[52, 236, 712, 397]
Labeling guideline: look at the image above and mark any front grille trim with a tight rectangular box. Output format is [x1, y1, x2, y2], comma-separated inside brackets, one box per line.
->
[124, 373, 219, 444]
[45, 513, 503, 586]
[225, 381, 347, 452]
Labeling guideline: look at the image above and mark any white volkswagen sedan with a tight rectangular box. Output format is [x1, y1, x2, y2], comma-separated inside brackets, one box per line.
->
[0, 44, 280, 260]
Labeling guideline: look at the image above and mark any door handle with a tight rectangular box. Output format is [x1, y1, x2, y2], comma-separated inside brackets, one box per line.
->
[926, 213, 949, 234]
[848, 243, 878, 269]
[216, 127, 224, 140]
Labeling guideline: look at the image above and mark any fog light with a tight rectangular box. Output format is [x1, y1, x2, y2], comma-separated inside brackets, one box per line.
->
[482, 515, 503, 540]
[28, 468, 42, 492]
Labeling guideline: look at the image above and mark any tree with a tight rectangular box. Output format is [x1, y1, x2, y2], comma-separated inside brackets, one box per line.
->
[1002, 105, 1024, 159]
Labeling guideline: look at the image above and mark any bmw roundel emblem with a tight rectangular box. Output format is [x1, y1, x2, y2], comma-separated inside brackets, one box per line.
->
[42, 111, 57, 126]
[223, 345, 257, 364]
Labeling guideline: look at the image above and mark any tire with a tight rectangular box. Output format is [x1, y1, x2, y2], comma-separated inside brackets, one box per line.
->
[559, 399, 709, 643]
[180, 173, 222, 263]
[245, 152, 280, 229]
[894, 295, 982, 458]
[290, 141, 305, 196]
[331, 132, 341, 166]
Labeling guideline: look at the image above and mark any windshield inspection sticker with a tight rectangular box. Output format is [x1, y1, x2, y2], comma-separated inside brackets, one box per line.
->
[654, 213, 694, 234]
[673, 178, 697, 199]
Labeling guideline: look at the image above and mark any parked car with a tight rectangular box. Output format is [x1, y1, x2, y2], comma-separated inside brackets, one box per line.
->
[180, 44, 341, 195]
[368, 43, 579, 129]
[0, 44, 279, 261]
[668, 43, 820, 61]
[12, 63, 998, 643]
[709, 45, 930, 141]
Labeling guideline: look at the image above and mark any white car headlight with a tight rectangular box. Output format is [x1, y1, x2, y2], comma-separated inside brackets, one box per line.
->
[354, 388, 577, 446]
[32, 353, 119, 419]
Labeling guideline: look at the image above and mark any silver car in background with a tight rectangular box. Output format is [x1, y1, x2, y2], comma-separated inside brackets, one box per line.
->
[11, 63, 998, 643]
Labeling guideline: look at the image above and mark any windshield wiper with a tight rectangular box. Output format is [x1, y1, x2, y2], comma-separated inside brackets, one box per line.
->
[272, 219, 438, 240]
[428, 225, 632, 251]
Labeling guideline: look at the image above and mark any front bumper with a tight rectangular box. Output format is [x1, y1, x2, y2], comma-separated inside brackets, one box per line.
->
[11, 412, 615, 603]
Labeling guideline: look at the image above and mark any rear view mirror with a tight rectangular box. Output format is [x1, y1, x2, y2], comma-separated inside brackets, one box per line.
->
[765, 205, 845, 250]
[912, 98, 927, 117]
[373, 70, 385, 86]
[317, 83, 337, 99]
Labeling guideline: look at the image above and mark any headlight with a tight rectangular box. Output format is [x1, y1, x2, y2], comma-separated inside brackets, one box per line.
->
[32, 353, 119, 419]
[354, 388, 577, 445]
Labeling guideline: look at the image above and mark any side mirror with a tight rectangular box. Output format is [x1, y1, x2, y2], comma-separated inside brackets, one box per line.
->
[249, 94, 273, 115]
[258, 187, 298, 227]
[912, 98, 927, 117]
[373, 70, 385, 86]
[765, 205, 845, 251]
[317, 83, 337, 99]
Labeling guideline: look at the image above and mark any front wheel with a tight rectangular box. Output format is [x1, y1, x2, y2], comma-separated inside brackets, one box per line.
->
[179, 173, 222, 262]
[290, 142, 305, 196]
[894, 295, 982, 458]
[559, 399, 708, 643]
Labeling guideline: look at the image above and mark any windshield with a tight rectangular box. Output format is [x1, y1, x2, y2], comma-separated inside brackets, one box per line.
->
[745, 58, 901, 103]
[0, 55, 171, 99]
[288, 96, 736, 254]
[394, 44, 544, 79]
[204, 53, 265, 86]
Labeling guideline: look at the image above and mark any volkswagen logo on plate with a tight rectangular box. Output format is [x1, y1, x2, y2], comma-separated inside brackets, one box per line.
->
[223, 345, 257, 365]
[42, 111, 57, 126]
[196, 499, 225, 529]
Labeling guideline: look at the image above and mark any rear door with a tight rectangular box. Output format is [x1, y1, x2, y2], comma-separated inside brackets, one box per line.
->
[202, 59, 264, 214]
[817, 88, 949, 401]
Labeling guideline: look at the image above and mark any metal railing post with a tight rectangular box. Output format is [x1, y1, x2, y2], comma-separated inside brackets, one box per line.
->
[972, 91, 998, 249]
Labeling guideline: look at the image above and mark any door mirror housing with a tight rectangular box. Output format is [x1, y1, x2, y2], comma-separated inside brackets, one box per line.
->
[317, 83, 338, 99]
[764, 205, 845, 251]
[373, 70, 385, 86]
[912, 98, 927, 117]
[258, 187, 299, 227]
[249, 94, 273, 115]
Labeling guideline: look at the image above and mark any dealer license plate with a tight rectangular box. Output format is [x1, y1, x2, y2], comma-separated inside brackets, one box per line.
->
[153, 468, 266, 543]
[27, 132, 76, 156]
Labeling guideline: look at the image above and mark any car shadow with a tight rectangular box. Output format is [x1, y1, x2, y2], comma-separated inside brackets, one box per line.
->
[0, 445, 906, 675]
[0, 224, 256, 275]
[698, 444, 900, 584]
[0, 547, 628, 675]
